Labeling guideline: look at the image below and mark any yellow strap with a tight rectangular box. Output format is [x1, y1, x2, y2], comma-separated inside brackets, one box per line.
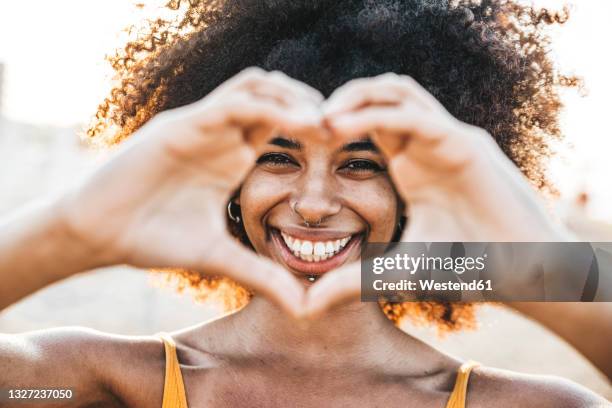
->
[445, 361, 479, 408]
[158, 333, 189, 408]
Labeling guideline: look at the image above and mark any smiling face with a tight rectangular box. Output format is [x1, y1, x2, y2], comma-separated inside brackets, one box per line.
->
[238, 129, 400, 283]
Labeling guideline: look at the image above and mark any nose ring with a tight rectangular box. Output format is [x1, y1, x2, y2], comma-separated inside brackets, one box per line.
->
[291, 200, 299, 214]
[291, 201, 322, 228]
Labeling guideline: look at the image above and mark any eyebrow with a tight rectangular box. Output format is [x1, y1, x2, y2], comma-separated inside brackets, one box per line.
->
[268, 137, 302, 150]
[267, 136, 379, 153]
[340, 138, 379, 153]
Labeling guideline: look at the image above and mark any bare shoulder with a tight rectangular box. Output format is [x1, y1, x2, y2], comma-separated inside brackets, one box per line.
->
[0, 327, 166, 407]
[468, 365, 610, 408]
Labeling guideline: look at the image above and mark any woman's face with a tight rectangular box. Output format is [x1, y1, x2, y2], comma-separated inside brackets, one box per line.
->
[239, 128, 399, 282]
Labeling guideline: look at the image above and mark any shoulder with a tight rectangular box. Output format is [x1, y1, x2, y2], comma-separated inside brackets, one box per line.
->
[0, 327, 166, 407]
[1, 326, 108, 377]
[467, 365, 610, 408]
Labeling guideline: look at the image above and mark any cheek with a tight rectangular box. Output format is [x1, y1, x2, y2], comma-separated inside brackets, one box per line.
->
[344, 176, 398, 242]
[239, 171, 288, 243]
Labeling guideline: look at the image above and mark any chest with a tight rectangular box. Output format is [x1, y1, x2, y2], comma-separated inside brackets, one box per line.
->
[180, 367, 451, 408]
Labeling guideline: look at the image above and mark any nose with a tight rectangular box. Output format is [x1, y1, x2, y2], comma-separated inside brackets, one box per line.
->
[291, 167, 341, 226]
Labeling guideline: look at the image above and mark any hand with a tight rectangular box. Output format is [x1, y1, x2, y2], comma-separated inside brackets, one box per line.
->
[304, 73, 571, 316]
[324, 73, 567, 241]
[59, 68, 323, 316]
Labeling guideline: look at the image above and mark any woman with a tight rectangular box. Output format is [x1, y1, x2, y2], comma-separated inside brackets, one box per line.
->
[0, 0, 609, 407]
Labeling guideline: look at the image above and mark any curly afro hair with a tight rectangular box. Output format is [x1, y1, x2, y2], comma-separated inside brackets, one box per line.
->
[89, 0, 576, 331]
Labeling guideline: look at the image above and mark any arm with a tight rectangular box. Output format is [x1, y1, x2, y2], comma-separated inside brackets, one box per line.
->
[509, 302, 612, 381]
[0, 68, 319, 316]
[0, 328, 119, 408]
[0, 199, 105, 310]
[0, 68, 320, 404]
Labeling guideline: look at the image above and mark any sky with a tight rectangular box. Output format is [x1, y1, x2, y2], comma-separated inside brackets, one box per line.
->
[0, 0, 611, 220]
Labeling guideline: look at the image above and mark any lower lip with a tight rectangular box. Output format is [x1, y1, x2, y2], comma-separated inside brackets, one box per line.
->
[271, 230, 362, 276]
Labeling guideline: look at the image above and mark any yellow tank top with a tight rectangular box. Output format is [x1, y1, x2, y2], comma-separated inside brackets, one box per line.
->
[158, 333, 479, 408]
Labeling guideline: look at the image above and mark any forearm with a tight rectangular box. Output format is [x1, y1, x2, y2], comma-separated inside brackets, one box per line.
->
[509, 302, 612, 381]
[0, 198, 104, 310]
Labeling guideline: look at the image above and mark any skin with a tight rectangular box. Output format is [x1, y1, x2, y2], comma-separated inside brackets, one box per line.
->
[240, 127, 399, 282]
[0, 69, 609, 407]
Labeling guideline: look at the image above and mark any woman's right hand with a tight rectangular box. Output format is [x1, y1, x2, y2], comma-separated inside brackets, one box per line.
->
[59, 68, 322, 316]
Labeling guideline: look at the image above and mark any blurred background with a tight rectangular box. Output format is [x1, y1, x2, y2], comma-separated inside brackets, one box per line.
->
[0, 0, 610, 398]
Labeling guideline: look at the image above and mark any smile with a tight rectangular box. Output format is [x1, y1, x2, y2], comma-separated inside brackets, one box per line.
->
[280, 232, 351, 262]
[270, 228, 363, 277]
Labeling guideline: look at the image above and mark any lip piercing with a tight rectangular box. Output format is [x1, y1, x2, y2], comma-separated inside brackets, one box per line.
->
[307, 275, 317, 282]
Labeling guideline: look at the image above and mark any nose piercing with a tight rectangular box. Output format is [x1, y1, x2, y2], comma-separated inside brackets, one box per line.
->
[291, 201, 299, 214]
[304, 218, 322, 228]
[291, 201, 322, 228]
[304, 219, 321, 228]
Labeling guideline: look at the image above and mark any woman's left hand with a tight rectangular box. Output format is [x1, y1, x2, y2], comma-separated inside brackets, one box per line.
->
[304, 73, 570, 316]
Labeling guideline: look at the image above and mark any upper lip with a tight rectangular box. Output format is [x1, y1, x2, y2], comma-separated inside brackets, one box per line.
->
[270, 226, 360, 241]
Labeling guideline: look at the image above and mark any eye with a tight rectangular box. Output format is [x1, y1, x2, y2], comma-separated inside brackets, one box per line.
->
[339, 159, 385, 175]
[256, 152, 299, 169]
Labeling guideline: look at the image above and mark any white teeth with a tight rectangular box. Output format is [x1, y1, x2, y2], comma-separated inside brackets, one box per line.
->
[279, 231, 353, 263]
[300, 240, 313, 256]
[314, 242, 326, 256]
[333, 240, 340, 252]
[291, 239, 301, 252]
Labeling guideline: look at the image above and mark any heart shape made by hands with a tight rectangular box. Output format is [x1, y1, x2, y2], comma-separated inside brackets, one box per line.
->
[72, 67, 566, 320]
[222, 69, 565, 318]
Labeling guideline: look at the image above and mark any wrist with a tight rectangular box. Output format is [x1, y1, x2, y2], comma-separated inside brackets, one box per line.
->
[53, 193, 118, 272]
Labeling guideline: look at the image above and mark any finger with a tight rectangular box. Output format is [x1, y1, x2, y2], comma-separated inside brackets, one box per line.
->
[303, 262, 361, 318]
[264, 70, 324, 105]
[323, 73, 441, 117]
[369, 131, 407, 160]
[205, 238, 306, 318]
[328, 103, 453, 149]
[244, 125, 279, 150]
[200, 92, 323, 145]
[220, 67, 324, 107]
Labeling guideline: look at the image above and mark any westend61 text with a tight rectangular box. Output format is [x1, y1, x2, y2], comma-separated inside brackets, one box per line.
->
[372, 279, 493, 292]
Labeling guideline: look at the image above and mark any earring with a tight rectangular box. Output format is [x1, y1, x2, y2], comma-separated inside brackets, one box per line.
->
[227, 201, 241, 224]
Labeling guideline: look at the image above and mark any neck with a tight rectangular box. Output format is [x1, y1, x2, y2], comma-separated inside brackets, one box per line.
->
[192, 296, 454, 375]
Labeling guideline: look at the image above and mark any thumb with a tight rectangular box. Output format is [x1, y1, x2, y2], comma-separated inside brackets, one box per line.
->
[204, 238, 306, 318]
[303, 262, 361, 318]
